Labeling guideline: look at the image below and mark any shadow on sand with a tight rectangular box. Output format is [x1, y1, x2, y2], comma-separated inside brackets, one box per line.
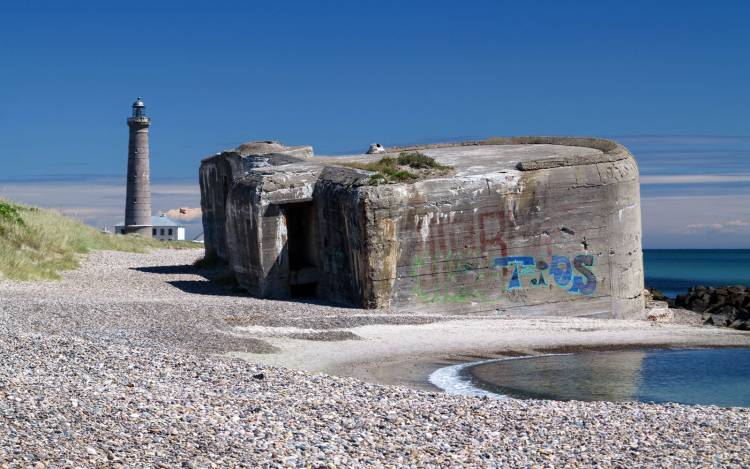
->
[166, 280, 246, 297]
[130, 264, 355, 307]
[132, 265, 200, 275]
[131, 264, 241, 296]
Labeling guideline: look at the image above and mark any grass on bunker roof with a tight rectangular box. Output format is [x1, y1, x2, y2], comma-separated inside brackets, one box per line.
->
[339, 151, 453, 185]
[0, 199, 199, 281]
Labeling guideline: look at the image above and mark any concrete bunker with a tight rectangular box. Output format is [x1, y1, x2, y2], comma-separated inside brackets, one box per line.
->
[199, 137, 644, 318]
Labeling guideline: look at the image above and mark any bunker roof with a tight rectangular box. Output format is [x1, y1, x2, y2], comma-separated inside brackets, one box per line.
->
[286, 137, 627, 178]
[202, 136, 632, 184]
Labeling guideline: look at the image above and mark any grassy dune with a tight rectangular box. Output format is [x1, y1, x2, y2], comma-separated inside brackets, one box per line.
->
[0, 200, 199, 280]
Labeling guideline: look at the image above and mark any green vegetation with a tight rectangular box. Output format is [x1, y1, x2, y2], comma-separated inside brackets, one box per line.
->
[395, 151, 452, 170]
[339, 151, 453, 185]
[0, 201, 24, 227]
[0, 200, 199, 281]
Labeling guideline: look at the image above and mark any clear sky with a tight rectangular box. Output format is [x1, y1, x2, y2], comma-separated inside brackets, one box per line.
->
[1, 1, 749, 247]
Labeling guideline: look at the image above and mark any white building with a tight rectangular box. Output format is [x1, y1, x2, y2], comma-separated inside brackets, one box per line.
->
[115, 215, 186, 241]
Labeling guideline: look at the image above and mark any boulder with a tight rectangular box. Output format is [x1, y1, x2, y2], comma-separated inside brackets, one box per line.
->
[675, 284, 750, 330]
[729, 292, 746, 308]
[730, 319, 748, 330]
[675, 294, 688, 306]
[705, 313, 730, 327]
[367, 143, 386, 154]
[647, 287, 669, 302]
[646, 307, 675, 322]
[644, 288, 669, 309]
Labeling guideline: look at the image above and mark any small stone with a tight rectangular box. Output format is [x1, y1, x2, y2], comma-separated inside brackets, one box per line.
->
[366, 143, 385, 154]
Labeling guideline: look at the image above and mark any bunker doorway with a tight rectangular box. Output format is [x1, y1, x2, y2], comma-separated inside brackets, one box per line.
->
[281, 202, 319, 298]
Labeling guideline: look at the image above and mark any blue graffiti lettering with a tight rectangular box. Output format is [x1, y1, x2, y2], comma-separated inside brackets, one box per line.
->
[569, 254, 597, 295]
[550, 256, 572, 287]
[494, 256, 535, 290]
[493, 254, 597, 295]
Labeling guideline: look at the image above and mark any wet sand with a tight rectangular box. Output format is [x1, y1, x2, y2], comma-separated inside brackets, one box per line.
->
[231, 316, 750, 391]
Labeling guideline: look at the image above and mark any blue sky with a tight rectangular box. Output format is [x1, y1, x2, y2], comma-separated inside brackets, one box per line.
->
[1, 1, 749, 247]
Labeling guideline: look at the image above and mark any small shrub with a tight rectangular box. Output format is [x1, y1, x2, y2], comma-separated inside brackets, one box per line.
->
[339, 151, 452, 185]
[397, 151, 451, 170]
[384, 168, 419, 182]
[369, 173, 389, 185]
[341, 157, 398, 173]
[0, 202, 24, 226]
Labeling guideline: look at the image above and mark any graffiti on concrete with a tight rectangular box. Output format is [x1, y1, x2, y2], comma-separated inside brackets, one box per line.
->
[410, 251, 598, 304]
[407, 210, 598, 303]
[493, 254, 597, 295]
[409, 209, 508, 304]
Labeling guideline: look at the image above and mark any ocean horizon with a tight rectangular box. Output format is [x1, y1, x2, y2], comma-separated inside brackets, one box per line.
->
[644, 248, 750, 298]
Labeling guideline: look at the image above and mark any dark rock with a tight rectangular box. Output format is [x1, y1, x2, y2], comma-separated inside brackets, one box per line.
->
[252, 373, 265, 380]
[675, 294, 688, 307]
[677, 284, 750, 330]
[717, 305, 739, 316]
[702, 303, 722, 315]
[729, 293, 746, 308]
[713, 292, 729, 304]
[730, 319, 748, 330]
[706, 314, 730, 327]
[692, 299, 710, 312]
[647, 287, 668, 302]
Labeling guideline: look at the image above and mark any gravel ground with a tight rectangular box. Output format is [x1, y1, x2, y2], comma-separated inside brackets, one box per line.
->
[0, 250, 442, 354]
[0, 249, 748, 467]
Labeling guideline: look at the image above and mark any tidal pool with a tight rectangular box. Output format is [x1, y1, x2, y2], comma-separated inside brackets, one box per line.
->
[430, 348, 750, 407]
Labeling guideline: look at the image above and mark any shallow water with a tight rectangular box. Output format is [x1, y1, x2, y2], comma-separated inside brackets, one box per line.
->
[452, 348, 750, 407]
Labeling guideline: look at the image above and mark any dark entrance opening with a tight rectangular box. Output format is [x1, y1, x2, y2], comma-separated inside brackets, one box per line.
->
[282, 202, 319, 298]
[290, 282, 318, 298]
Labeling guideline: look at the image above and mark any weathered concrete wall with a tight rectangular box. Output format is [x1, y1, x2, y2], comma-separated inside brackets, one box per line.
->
[221, 165, 373, 305]
[199, 155, 233, 261]
[199, 137, 644, 318]
[360, 145, 642, 318]
[199, 142, 313, 262]
[312, 168, 371, 305]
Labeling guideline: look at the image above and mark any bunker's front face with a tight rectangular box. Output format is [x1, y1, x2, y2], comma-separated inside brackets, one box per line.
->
[200, 137, 643, 318]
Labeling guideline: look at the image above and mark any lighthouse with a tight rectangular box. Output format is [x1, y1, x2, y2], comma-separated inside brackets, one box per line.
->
[123, 97, 153, 237]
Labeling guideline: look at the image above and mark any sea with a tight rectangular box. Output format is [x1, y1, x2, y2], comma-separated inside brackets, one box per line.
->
[644, 249, 750, 298]
[434, 349, 750, 408]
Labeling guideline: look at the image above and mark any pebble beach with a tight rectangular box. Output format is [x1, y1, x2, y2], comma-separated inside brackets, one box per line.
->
[0, 249, 748, 467]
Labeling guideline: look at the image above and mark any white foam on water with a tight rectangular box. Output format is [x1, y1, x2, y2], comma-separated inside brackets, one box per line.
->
[428, 354, 570, 400]
[428, 358, 507, 399]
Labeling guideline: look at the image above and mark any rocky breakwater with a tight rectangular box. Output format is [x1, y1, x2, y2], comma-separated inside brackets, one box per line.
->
[675, 285, 750, 330]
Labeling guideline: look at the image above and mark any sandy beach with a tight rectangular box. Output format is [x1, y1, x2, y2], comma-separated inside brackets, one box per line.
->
[233, 316, 750, 390]
[232, 315, 750, 391]
[1, 249, 748, 466]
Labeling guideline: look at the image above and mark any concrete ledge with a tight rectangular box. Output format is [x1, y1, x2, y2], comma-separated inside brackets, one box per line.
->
[385, 136, 629, 171]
